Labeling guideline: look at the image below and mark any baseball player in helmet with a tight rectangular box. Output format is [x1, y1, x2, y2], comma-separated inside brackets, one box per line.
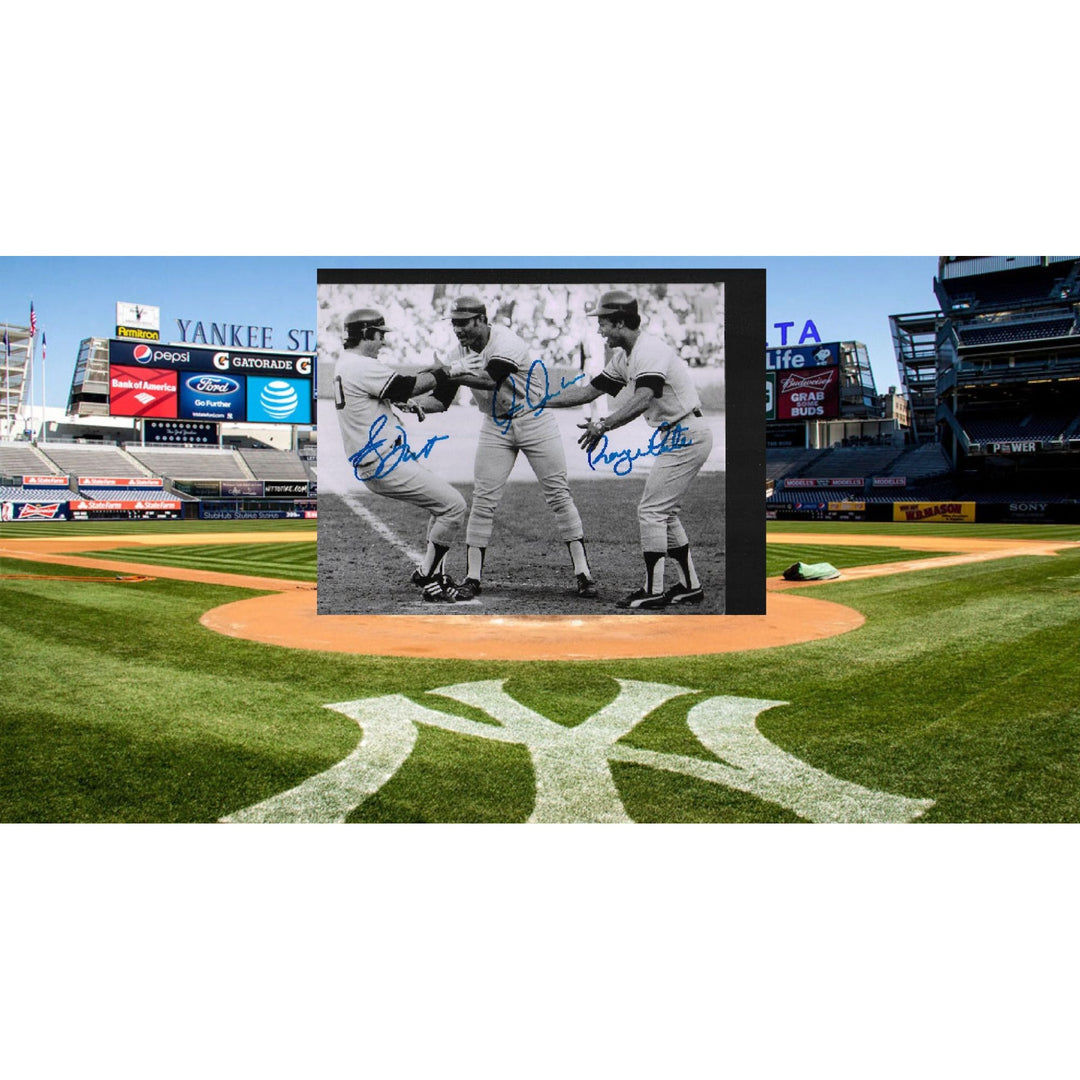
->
[414, 295, 598, 601]
[542, 290, 712, 609]
[334, 307, 467, 603]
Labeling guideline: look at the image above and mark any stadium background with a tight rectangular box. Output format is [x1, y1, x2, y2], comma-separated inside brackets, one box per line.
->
[314, 273, 732, 615]
[3, 251, 1078, 1076]
[1, 255, 1077, 819]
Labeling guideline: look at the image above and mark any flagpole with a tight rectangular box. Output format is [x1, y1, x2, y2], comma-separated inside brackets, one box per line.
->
[27, 302, 37, 443]
[40, 331, 47, 444]
[3, 324, 9, 441]
[24, 330, 34, 441]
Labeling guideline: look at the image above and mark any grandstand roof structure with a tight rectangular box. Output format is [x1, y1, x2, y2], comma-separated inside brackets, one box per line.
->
[1, 321, 33, 440]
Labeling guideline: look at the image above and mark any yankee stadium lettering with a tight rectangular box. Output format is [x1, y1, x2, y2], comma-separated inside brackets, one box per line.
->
[221, 680, 935, 824]
[349, 414, 447, 480]
[176, 319, 316, 351]
[587, 423, 693, 476]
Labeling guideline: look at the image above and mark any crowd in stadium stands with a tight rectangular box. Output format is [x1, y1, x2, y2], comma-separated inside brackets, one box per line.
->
[320, 281, 725, 375]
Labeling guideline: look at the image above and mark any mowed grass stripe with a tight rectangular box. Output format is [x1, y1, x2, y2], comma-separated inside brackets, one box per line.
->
[767, 520, 1080, 541]
[77, 541, 317, 581]
[0, 519, 317, 539]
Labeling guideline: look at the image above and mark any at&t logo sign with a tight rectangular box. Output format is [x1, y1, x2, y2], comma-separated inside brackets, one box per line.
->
[260, 380, 299, 419]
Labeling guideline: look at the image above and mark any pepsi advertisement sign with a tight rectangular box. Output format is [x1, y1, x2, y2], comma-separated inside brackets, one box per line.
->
[179, 373, 246, 421]
[111, 339, 221, 372]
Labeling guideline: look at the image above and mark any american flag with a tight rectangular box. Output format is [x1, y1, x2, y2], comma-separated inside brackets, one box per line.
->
[42, 332, 47, 362]
[29, 302, 37, 338]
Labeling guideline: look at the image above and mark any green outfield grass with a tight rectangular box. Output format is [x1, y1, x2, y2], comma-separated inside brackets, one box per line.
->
[767, 520, 1080, 541]
[2, 518, 1078, 823]
[76, 541, 317, 581]
[0, 518, 317, 539]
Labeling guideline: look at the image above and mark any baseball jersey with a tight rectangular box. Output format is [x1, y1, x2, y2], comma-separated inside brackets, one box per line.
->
[444, 323, 532, 419]
[598, 334, 702, 428]
[333, 349, 414, 476]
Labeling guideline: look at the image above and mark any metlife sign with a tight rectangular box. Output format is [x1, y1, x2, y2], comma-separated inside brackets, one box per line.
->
[108, 340, 314, 425]
[766, 343, 839, 371]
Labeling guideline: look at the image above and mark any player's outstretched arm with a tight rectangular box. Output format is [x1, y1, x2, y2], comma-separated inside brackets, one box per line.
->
[543, 380, 605, 408]
[577, 386, 655, 452]
[408, 391, 448, 415]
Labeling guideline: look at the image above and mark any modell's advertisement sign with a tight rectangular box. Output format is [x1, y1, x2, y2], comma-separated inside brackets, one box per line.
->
[116, 302, 161, 341]
[775, 366, 839, 419]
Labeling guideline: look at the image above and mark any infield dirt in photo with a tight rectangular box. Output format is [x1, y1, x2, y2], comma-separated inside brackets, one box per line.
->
[4, 530, 1077, 660]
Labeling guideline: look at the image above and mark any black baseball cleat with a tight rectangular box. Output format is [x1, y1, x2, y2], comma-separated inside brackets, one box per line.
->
[576, 573, 599, 598]
[421, 573, 460, 602]
[616, 588, 670, 610]
[664, 583, 705, 605]
[455, 577, 482, 601]
[410, 567, 430, 586]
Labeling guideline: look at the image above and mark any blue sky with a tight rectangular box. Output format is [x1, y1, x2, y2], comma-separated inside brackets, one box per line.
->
[1, 256, 941, 413]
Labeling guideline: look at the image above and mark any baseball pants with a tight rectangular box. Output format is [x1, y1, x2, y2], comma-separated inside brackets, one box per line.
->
[362, 460, 466, 546]
[466, 413, 584, 548]
[637, 417, 713, 552]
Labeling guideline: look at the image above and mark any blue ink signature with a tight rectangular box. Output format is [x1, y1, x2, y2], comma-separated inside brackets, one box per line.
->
[349, 414, 448, 479]
[491, 359, 587, 434]
[588, 423, 693, 476]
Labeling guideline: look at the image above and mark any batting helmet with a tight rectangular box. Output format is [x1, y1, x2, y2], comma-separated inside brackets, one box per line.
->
[449, 296, 487, 324]
[586, 290, 638, 319]
[344, 308, 391, 347]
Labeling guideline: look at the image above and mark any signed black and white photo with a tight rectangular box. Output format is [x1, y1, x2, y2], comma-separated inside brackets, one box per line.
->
[316, 269, 765, 616]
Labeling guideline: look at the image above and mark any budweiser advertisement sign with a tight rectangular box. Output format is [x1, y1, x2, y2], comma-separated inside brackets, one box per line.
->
[777, 367, 839, 419]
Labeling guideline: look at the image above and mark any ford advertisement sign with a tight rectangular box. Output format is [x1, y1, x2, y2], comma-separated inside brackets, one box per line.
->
[179, 373, 246, 421]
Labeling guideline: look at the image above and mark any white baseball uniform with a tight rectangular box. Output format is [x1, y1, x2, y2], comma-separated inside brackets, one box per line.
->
[597, 334, 713, 552]
[444, 323, 585, 548]
[334, 348, 465, 545]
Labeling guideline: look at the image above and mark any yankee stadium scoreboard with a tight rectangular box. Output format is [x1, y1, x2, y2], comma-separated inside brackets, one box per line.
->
[107, 339, 315, 425]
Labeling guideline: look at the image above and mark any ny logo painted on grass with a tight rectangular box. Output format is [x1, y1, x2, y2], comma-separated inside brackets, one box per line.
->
[222, 680, 934, 824]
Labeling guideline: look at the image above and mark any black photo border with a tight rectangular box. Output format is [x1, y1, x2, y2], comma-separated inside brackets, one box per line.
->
[317, 266, 766, 615]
